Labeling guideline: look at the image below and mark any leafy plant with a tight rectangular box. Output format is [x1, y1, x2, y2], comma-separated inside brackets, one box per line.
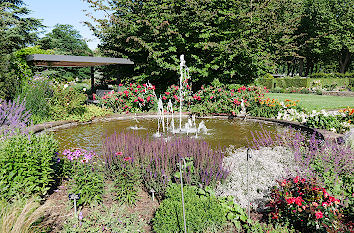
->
[62, 204, 145, 233]
[62, 148, 104, 206]
[0, 133, 60, 200]
[18, 75, 53, 124]
[152, 184, 226, 233]
[106, 155, 140, 206]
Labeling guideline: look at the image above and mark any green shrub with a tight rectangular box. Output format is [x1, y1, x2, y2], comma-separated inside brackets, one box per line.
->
[271, 87, 285, 93]
[153, 184, 226, 233]
[19, 76, 53, 124]
[50, 83, 87, 120]
[0, 133, 60, 200]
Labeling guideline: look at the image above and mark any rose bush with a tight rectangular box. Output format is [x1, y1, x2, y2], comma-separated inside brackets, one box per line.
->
[267, 176, 344, 232]
[99, 83, 157, 113]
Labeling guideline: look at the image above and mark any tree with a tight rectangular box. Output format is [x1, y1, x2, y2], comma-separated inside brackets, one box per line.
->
[36, 24, 93, 81]
[0, 0, 43, 99]
[84, 0, 271, 89]
[37, 24, 92, 56]
[296, 0, 353, 74]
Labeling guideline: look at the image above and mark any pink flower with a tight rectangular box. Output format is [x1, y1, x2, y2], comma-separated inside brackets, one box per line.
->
[137, 85, 141, 88]
[162, 96, 167, 100]
[119, 83, 123, 86]
[210, 96, 214, 99]
[165, 91, 170, 95]
[294, 176, 300, 183]
[286, 197, 295, 205]
[115, 152, 123, 156]
[134, 99, 138, 102]
[315, 211, 323, 219]
[124, 157, 132, 161]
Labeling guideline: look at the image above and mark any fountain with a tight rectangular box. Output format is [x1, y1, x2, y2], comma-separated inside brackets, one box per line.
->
[153, 55, 209, 138]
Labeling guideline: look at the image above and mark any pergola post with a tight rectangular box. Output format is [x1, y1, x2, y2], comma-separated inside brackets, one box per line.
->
[91, 66, 95, 91]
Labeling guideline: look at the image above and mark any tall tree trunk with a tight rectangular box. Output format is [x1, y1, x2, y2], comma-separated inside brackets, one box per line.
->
[299, 58, 304, 77]
[339, 47, 351, 73]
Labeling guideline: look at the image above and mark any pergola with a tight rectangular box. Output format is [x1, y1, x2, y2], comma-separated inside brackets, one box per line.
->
[26, 54, 134, 89]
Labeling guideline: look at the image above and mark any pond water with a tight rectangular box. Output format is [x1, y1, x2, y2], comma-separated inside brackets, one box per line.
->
[54, 117, 288, 154]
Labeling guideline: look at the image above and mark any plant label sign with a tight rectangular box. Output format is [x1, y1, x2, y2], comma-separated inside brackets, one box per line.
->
[68, 193, 81, 200]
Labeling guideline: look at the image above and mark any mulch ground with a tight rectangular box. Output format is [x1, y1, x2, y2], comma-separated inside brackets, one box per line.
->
[43, 181, 159, 232]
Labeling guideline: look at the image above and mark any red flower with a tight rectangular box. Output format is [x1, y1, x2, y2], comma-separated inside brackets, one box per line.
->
[315, 211, 323, 219]
[286, 197, 295, 204]
[294, 196, 304, 206]
[162, 96, 167, 100]
[124, 157, 132, 161]
[137, 85, 141, 88]
[134, 99, 138, 102]
[165, 91, 170, 95]
[294, 176, 300, 183]
[119, 83, 123, 86]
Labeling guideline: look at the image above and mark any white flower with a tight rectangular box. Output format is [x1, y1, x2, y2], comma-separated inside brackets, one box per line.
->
[83, 88, 87, 92]
[63, 84, 68, 89]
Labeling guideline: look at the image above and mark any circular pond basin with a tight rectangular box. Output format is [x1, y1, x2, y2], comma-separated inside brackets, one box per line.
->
[54, 117, 288, 154]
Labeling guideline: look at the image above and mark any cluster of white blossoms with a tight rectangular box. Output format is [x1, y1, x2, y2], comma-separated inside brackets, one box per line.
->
[215, 146, 298, 210]
[276, 105, 349, 133]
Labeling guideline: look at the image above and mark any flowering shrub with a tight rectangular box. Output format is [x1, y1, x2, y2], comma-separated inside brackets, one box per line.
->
[305, 112, 350, 133]
[62, 148, 104, 205]
[190, 84, 265, 115]
[247, 97, 302, 118]
[267, 176, 343, 232]
[339, 107, 354, 124]
[50, 83, 87, 120]
[99, 83, 157, 113]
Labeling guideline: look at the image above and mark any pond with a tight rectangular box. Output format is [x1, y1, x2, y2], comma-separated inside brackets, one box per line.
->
[54, 116, 289, 154]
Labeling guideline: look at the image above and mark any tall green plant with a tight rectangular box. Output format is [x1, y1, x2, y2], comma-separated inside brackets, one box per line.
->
[0, 133, 60, 200]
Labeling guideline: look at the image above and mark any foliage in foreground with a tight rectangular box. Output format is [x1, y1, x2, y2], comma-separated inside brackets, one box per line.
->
[153, 184, 227, 233]
[62, 204, 145, 233]
[0, 133, 60, 200]
[0, 198, 52, 233]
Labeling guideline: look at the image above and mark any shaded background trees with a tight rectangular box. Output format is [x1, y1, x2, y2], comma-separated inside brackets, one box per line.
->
[85, 0, 352, 90]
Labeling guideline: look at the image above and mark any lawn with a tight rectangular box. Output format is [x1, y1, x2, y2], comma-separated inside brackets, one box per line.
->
[265, 93, 354, 111]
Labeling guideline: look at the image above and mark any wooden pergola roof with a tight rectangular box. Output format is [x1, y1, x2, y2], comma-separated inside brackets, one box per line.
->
[26, 54, 134, 67]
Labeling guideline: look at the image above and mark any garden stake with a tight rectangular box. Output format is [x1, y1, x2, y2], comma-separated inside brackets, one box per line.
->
[151, 188, 155, 201]
[179, 157, 187, 233]
[246, 148, 252, 219]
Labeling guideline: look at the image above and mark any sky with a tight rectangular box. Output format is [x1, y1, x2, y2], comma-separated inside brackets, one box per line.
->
[25, 0, 103, 50]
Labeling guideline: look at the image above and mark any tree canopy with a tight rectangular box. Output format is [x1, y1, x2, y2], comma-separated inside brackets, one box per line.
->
[85, 0, 353, 88]
[0, 0, 43, 99]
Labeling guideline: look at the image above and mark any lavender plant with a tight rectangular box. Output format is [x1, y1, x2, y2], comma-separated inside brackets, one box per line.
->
[101, 132, 229, 199]
[0, 96, 31, 139]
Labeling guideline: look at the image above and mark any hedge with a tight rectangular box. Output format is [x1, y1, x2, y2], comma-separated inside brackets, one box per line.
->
[257, 77, 350, 89]
[310, 72, 354, 79]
